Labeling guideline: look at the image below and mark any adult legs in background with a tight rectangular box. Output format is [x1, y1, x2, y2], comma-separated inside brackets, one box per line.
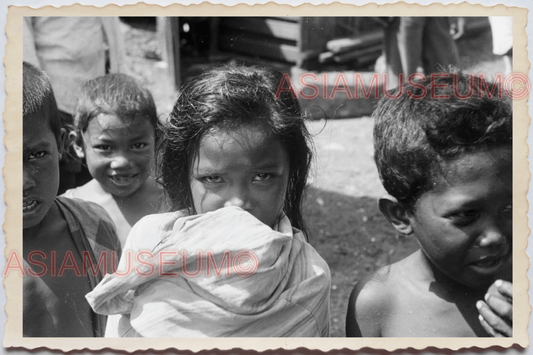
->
[422, 17, 460, 74]
[382, 18, 403, 89]
[397, 17, 426, 79]
[397, 17, 460, 81]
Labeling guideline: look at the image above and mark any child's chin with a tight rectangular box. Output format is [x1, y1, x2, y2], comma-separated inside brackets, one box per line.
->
[23, 201, 46, 229]
[462, 270, 505, 290]
[104, 179, 144, 197]
[111, 187, 140, 198]
[23, 215, 46, 230]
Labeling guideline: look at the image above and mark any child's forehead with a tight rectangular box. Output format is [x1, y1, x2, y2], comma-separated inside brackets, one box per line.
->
[23, 116, 58, 151]
[201, 124, 279, 146]
[428, 147, 512, 192]
[88, 113, 153, 131]
[444, 147, 511, 171]
[23, 111, 54, 134]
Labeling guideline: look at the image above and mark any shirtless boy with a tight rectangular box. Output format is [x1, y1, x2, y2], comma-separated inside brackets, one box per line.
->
[23, 62, 121, 337]
[346, 72, 512, 337]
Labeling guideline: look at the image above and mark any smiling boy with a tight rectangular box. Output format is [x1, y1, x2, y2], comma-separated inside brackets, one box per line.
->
[63, 74, 166, 245]
[346, 72, 512, 337]
[23, 62, 121, 337]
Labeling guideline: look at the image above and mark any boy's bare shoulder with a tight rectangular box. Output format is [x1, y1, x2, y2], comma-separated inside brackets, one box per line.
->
[62, 179, 110, 203]
[55, 196, 121, 252]
[346, 255, 413, 337]
[56, 195, 113, 226]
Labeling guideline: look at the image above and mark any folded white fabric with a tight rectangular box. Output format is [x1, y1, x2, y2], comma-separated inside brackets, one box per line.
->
[86, 206, 331, 337]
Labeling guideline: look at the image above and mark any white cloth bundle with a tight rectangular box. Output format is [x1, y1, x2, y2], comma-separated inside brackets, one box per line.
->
[86, 206, 331, 337]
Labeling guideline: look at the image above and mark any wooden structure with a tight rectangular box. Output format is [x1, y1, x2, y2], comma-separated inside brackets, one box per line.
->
[158, 17, 491, 93]
[217, 17, 335, 68]
[157, 17, 181, 89]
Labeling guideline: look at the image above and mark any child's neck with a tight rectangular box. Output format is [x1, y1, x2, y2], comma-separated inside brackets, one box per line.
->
[111, 176, 157, 203]
[23, 202, 62, 240]
[110, 176, 163, 225]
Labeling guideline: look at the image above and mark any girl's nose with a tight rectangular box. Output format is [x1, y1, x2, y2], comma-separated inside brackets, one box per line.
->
[224, 187, 253, 211]
[224, 197, 246, 208]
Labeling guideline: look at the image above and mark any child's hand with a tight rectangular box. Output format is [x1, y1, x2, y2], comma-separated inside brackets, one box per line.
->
[477, 280, 512, 337]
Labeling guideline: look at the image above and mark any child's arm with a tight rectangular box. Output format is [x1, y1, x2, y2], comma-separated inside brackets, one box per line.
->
[346, 277, 386, 337]
[477, 280, 512, 337]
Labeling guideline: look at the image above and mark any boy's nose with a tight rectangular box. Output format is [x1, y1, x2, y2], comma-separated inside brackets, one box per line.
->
[478, 222, 509, 248]
[110, 154, 131, 169]
[23, 166, 36, 192]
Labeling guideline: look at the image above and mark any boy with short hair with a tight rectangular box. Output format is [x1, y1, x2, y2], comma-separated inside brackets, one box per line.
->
[346, 72, 513, 337]
[63, 74, 166, 246]
[23, 62, 121, 337]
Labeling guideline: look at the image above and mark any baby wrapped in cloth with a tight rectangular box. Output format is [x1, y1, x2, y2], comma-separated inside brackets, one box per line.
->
[86, 206, 331, 337]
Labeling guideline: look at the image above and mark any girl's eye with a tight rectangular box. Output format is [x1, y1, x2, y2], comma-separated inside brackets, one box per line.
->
[201, 176, 224, 184]
[253, 173, 274, 182]
[133, 143, 148, 149]
[28, 151, 47, 160]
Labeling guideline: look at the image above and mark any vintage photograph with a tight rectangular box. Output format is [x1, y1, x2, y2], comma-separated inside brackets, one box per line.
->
[3, 2, 530, 352]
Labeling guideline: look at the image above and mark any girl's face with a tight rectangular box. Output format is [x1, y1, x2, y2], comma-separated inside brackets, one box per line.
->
[190, 124, 290, 228]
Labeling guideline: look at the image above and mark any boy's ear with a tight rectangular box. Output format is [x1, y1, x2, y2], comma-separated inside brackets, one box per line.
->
[57, 128, 67, 161]
[378, 195, 413, 235]
[71, 131, 85, 159]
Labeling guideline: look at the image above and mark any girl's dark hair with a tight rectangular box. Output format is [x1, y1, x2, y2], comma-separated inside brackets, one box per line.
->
[75, 73, 158, 133]
[373, 71, 512, 211]
[158, 65, 313, 233]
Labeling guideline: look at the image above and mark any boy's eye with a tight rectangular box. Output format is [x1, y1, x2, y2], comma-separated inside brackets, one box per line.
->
[448, 210, 480, 225]
[253, 173, 274, 182]
[502, 204, 512, 217]
[28, 151, 47, 160]
[94, 144, 112, 151]
[132, 142, 148, 149]
[201, 176, 224, 184]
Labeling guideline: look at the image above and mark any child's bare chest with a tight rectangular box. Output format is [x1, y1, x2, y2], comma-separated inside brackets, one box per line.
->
[23, 269, 94, 336]
[23, 218, 94, 336]
[381, 284, 489, 337]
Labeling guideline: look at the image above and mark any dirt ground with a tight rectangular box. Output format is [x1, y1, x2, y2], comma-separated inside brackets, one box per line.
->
[120, 18, 507, 337]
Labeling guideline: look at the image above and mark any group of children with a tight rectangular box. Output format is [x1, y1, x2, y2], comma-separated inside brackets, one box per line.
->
[22, 60, 512, 338]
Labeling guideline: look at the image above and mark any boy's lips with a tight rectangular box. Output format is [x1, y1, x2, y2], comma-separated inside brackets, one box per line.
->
[466, 253, 508, 275]
[108, 173, 139, 186]
[23, 199, 41, 214]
